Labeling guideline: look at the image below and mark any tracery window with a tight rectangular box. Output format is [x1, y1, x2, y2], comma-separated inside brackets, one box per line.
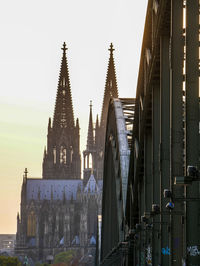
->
[27, 211, 36, 237]
[60, 146, 67, 164]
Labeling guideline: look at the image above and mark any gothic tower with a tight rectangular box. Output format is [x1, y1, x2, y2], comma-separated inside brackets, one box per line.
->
[100, 43, 118, 131]
[83, 43, 119, 181]
[95, 43, 118, 180]
[83, 101, 95, 183]
[43, 43, 81, 179]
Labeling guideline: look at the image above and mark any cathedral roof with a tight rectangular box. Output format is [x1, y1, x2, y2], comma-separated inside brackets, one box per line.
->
[25, 178, 103, 201]
[26, 179, 83, 201]
[84, 174, 101, 194]
[71, 235, 80, 245]
[90, 235, 96, 245]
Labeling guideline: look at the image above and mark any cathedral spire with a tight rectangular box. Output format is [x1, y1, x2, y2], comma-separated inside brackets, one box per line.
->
[43, 43, 81, 180]
[87, 101, 94, 150]
[53, 42, 75, 129]
[100, 43, 118, 129]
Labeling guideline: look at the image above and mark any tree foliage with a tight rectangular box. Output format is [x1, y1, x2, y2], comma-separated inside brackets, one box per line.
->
[53, 250, 76, 265]
[0, 256, 21, 266]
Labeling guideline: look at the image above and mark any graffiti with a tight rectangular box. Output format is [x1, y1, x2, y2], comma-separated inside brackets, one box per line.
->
[162, 246, 170, 255]
[146, 245, 152, 265]
[187, 246, 200, 256]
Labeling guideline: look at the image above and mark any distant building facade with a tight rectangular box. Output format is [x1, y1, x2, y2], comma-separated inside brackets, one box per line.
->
[16, 171, 102, 261]
[15, 42, 118, 263]
[0, 234, 15, 256]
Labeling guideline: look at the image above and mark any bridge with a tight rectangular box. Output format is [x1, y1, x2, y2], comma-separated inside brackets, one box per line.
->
[99, 1, 200, 265]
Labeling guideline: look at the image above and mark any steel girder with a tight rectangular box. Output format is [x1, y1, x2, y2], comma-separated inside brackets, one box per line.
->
[125, 0, 200, 266]
[100, 98, 135, 266]
[100, 1, 200, 265]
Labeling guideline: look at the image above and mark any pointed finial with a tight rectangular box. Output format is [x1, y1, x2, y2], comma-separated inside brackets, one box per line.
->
[24, 168, 28, 178]
[90, 100, 92, 110]
[61, 42, 68, 54]
[109, 43, 115, 54]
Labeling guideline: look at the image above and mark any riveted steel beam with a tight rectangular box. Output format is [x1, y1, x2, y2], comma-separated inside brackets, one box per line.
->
[185, 0, 200, 265]
[160, 34, 170, 266]
[170, 0, 184, 264]
[100, 98, 135, 265]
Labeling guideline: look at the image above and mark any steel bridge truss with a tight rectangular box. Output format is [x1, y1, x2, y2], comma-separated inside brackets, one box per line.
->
[100, 0, 200, 265]
[100, 98, 135, 266]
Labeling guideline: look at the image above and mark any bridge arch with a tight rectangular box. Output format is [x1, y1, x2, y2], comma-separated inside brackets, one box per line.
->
[101, 98, 135, 265]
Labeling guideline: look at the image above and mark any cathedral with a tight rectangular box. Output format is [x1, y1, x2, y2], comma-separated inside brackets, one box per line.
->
[15, 42, 118, 264]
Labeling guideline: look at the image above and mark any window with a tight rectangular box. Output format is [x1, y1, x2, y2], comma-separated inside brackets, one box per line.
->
[70, 146, 73, 163]
[53, 148, 56, 164]
[60, 146, 66, 164]
[27, 211, 36, 237]
[88, 153, 92, 169]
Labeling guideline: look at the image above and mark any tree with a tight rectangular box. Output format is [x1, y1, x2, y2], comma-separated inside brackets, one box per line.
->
[0, 256, 21, 266]
[53, 250, 76, 266]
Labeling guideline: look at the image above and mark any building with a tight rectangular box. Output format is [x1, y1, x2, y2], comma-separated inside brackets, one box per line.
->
[0, 234, 15, 256]
[42, 43, 81, 180]
[83, 43, 118, 183]
[15, 42, 118, 264]
[100, 1, 200, 266]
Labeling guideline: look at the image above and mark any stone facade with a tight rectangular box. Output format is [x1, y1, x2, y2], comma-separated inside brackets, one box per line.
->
[16, 174, 102, 262]
[42, 42, 81, 180]
[15, 42, 118, 264]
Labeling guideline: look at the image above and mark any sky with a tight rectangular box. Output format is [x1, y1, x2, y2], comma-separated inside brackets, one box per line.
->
[0, 0, 147, 234]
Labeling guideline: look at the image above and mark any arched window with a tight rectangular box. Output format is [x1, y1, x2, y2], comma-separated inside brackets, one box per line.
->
[70, 146, 73, 163]
[60, 146, 66, 164]
[27, 211, 36, 237]
[88, 153, 93, 169]
[53, 147, 56, 164]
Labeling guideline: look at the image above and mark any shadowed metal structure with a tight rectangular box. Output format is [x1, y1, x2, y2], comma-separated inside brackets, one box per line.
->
[100, 0, 200, 265]
[101, 98, 135, 266]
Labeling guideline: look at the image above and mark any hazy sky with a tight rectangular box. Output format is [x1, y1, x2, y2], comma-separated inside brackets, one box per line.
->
[0, 0, 147, 233]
